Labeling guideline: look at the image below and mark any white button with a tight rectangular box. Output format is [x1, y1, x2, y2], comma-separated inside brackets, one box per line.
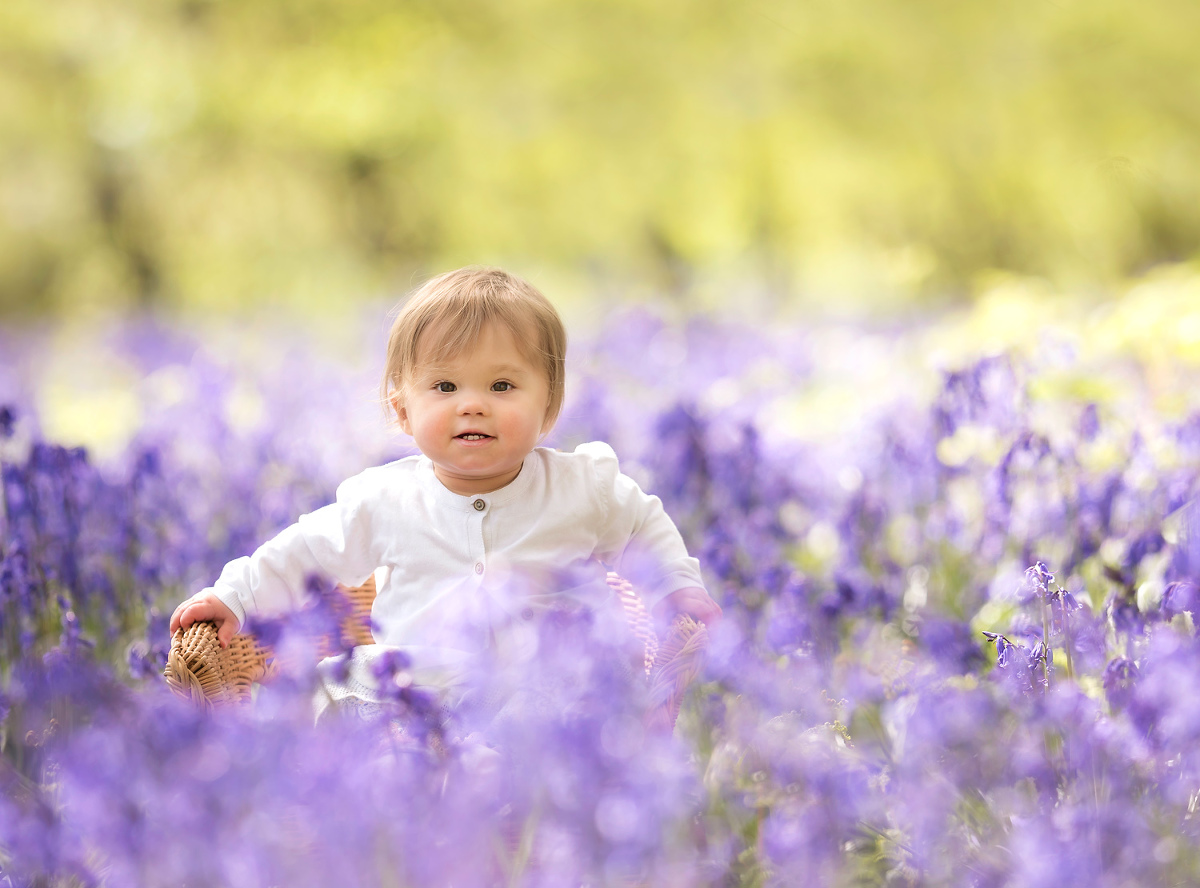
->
[474, 562, 484, 575]
[473, 499, 485, 511]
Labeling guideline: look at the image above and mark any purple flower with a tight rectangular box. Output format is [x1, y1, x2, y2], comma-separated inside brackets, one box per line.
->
[1160, 581, 1200, 620]
[7, 307, 1200, 885]
[1103, 656, 1139, 712]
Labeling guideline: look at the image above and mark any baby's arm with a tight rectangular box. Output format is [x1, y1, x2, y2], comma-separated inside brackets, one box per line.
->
[172, 469, 383, 646]
[587, 444, 720, 626]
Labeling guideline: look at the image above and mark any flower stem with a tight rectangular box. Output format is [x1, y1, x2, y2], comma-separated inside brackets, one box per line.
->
[1040, 592, 1052, 689]
[1060, 593, 1075, 680]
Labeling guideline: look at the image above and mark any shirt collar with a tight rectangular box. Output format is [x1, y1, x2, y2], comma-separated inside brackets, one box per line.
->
[417, 450, 541, 512]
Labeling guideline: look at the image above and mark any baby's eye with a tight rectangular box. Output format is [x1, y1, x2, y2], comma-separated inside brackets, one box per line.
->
[491, 381, 513, 392]
[435, 381, 457, 393]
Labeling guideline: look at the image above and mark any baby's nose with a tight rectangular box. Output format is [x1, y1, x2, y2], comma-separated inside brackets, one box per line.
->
[456, 392, 487, 413]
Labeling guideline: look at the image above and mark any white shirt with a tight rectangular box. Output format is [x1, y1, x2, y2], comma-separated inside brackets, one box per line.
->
[208, 442, 704, 689]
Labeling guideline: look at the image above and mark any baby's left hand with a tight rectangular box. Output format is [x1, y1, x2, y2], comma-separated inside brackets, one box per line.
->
[654, 586, 723, 629]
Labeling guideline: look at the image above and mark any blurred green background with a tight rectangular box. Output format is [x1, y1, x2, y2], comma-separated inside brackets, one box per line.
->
[3, 0, 1200, 318]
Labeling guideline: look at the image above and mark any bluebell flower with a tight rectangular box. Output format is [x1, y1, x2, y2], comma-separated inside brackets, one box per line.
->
[1161, 586, 1198, 631]
[9, 305, 1200, 884]
[1108, 595, 1142, 636]
[1078, 402, 1100, 440]
[1102, 656, 1138, 713]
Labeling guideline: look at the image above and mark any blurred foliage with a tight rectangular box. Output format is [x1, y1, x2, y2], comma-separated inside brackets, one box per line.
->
[2, 0, 1200, 316]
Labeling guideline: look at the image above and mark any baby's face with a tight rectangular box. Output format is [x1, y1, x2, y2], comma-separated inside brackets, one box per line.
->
[396, 322, 551, 496]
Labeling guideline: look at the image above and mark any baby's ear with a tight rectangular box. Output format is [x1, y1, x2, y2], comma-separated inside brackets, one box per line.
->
[392, 395, 412, 435]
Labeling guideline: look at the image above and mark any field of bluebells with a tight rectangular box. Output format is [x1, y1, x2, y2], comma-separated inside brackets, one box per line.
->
[4, 291, 1200, 887]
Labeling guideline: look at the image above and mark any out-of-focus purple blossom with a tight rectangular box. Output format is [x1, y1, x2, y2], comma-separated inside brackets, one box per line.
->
[1161, 580, 1200, 620]
[1078, 402, 1101, 440]
[5, 309, 1200, 884]
[1108, 595, 1143, 636]
[919, 617, 986, 673]
[1103, 656, 1139, 713]
[932, 355, 1023, 440]
[1167, 497, 1200, 586]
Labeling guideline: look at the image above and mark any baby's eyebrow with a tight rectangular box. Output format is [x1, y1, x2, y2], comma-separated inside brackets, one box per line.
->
[486, 363, 530, 377]
[414, 366, 453, 380]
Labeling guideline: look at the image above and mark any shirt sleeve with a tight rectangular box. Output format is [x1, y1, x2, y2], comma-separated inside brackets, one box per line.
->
[206, 470, 382, 631]
[582, 442, 706, 609]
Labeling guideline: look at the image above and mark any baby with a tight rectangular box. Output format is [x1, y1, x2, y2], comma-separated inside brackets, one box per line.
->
[170, 267, 720, 706]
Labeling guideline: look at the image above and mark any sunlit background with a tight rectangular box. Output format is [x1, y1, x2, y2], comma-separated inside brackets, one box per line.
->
[5, 0, 1200, 458]
[3, 0, 1200, 319]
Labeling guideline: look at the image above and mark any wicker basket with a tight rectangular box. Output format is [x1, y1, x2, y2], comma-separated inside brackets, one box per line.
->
[165, 573, 707, 731]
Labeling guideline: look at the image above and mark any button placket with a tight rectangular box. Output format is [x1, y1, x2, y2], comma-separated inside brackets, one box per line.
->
[467, 499, 487, 579]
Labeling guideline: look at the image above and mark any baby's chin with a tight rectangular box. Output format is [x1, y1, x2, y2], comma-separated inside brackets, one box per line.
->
[432, 461, 525, 495]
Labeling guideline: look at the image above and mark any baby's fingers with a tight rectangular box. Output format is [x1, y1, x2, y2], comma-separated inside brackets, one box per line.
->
[170, 598, 200, 634]
[680, 593, 722, 627]
[177, 599, 216, 630]
[216, 618, 237, 649]
[655, 586, 723, 629]
[177, 600, 201, 629]
[692, 596, 723, 627]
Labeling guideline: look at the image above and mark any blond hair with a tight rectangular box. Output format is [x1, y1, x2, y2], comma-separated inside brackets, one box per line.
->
[382, 267, 567, 429]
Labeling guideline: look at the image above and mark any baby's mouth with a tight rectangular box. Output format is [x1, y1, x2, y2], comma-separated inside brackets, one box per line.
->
[456, 433, 493, 441]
